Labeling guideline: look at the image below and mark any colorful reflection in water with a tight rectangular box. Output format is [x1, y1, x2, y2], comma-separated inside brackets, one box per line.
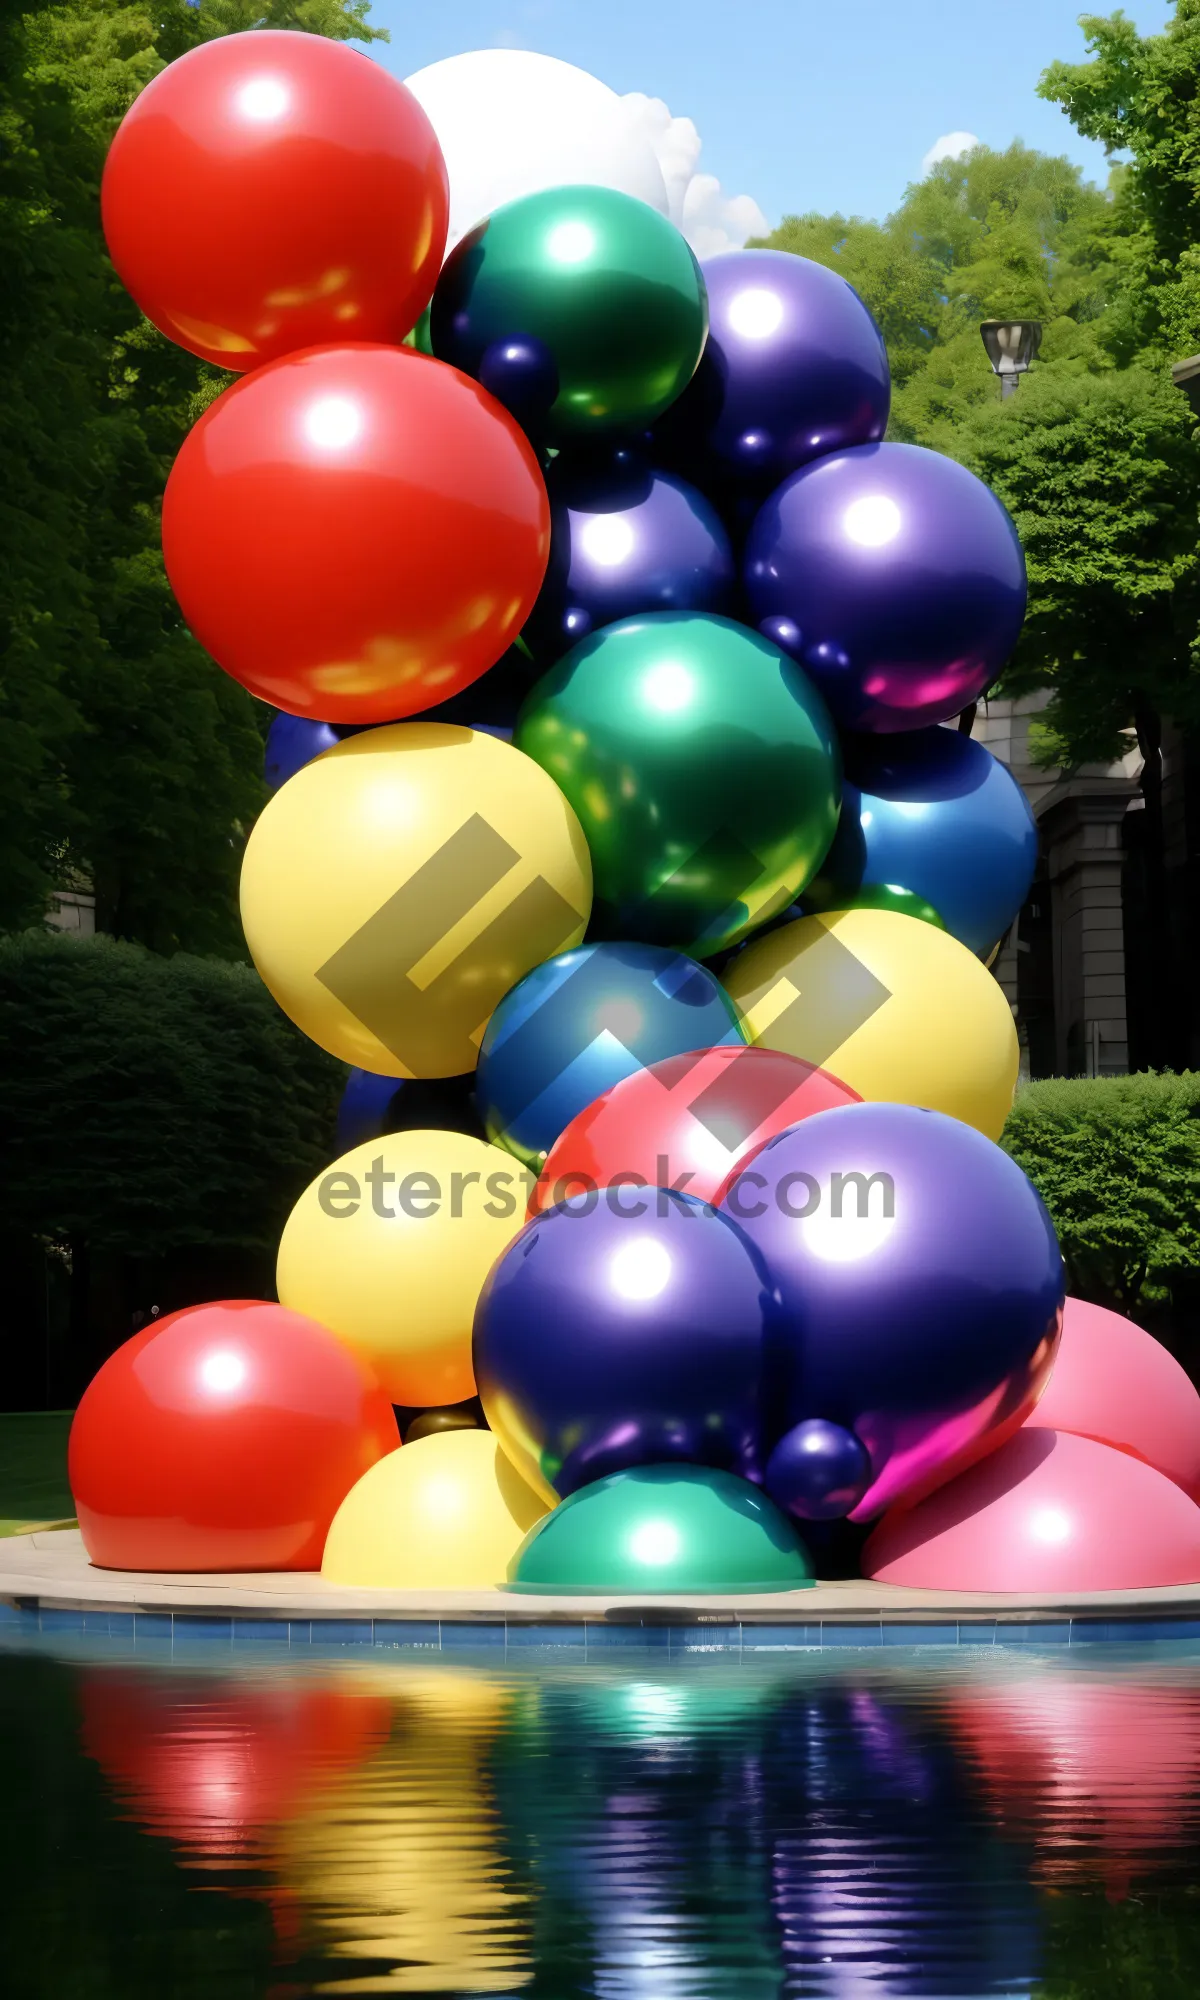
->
[3, 1643, 1200, 1996]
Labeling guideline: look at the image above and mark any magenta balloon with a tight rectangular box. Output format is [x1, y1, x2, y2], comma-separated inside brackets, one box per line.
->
[864, 1428, 1200, 1592]
[745, 442, 1027, 732]
[654, 248, 890, 490]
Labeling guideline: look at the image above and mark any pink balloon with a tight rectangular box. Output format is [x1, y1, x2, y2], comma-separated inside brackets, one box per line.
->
[1026, 1295, 1200, 1498]
[863, 1428, 1200, 1592]
[948, 1666, 1200, 1895]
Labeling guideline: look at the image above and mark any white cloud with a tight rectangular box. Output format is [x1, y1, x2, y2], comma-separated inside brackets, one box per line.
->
[921, 130, 981, 175]
[622, 92, 769, 255]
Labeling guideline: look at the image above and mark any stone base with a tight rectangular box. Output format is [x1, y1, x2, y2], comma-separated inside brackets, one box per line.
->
[4, 1531, 1200, 1650]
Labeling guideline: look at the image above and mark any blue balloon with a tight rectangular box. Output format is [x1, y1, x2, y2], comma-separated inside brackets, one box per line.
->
[335, 1068, 483, 1154]
[476, 941, 746, 1168]
[721, 1104, 1064, 1521]
[745, 442, 1027, 733]
[654, 248, 890, 493]
[264, 712, 341, 791]
[807, 725, 1038, 954]
[479, 333, 559, 435]
[524, 448, 736, 665]
[474, 1190, 771, 1496]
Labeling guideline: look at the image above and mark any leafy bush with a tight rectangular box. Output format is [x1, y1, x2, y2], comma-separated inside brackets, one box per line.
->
[0, 931, 343, 1254]
[1002, 1072, 1200, 1316]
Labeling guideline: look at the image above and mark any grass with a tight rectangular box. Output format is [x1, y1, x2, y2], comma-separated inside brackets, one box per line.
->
[0, 1411, 75, 1536]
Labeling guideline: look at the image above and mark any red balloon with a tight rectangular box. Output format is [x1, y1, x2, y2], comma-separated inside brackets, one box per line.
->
[531, 1044, 861, 1215]
[68, 1300, 399, 1571]
[79, 1669, 390, 1860]
[101, 31, 447, 370]
[162, 344, 550, 722]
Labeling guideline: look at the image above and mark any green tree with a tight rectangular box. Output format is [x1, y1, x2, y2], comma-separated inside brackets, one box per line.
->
[1041, 2, 1200, 360]
[0, 930, 344, 1393]
[0, 0, 384, 948]
[956, 365, 1200, 764]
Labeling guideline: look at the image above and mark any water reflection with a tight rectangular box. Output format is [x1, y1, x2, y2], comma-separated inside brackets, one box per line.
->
[4, 1643, 1200, 1996]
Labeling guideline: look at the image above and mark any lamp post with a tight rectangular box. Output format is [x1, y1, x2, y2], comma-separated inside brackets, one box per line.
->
[980, 319, 1042, 399]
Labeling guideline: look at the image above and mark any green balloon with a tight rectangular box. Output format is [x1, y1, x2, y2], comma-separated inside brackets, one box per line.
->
[801, 879, 948, 929]
[507, 1465, 815, 1595]
[403, 304, 433, 355]
[515, 613, 842, 957]
[430, 186, 708, 441]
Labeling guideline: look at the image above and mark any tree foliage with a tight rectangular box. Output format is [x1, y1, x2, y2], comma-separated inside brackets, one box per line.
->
[1002, 1072, 1200, 1316]
[1041, 1, 1200, 359]
[0, 930, 343, 1252]
[756, 99, 1200, 768]
[0, 0, 383, 948]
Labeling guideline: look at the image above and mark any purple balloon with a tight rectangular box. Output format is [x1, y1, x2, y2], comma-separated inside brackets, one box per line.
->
[524, 448, 736, 665]
[473, 1190, 770, 1497]
[654, 249, 890, 491]
[745, 442, 1027, 733]
[721, 1103, 1063, 1519]
[765, 1419, 871, 1521]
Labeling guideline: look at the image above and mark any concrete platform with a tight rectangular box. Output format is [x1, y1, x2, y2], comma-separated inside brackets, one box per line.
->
[4, 1531, 1200, 1650]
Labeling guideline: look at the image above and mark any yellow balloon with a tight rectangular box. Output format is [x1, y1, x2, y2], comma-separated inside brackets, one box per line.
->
[240, 723, 592, 1076]
[322, 1429, 549, 1589]
[277, 1129, 529, 1405]
[722, 907, 1018, 1141]
[277, 1668, 528, 1992]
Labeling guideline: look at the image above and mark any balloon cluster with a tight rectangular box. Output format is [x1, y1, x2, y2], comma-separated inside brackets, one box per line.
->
[69, 34, 1200, 1596]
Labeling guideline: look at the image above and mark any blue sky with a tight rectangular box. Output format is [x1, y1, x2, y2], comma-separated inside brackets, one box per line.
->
[367, 0, 1172, 228]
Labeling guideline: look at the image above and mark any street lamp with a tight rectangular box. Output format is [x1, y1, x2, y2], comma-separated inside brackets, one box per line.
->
[981, 320, 1043, 399]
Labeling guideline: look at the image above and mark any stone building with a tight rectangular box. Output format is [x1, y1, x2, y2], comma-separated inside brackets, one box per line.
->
[976, 693, 1198, 1080]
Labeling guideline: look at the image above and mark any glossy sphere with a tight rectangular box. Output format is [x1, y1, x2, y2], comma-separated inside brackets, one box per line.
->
[864, 1429, 1200, 1591]
[764, 1419, 872, 1522]
[746, 442, 1027, 733]
[264, 711, 342, 791]
[404, 49, 668, 250]
[336, 1069, 484, 1153]
[808, 727, 1038, 956]
[163, 345, 550, 724]
[508, 1464, 814, 1593]
[474, 1191, 771, 1503]
[404, 1407, 481, 1444]
[277, 1131, 529, 1407]
[239, 725, 591, 1077]
[431, 186, 708, 443]
[68, 1301, 399, 1571]
[723, 908, 1020, 1140]
[102, 32, 447, 370]
[532, 1044, 860, 1216]
[800, 880, 947, 929]
[655, 248, 890, 489]
[476, 942, 746, 1169]
[322, 1430, 548, 1589]
[1025, 1296, 1200, 1497]
[516, 614, 841, 957]
[525, 451, 735, 664]
[721, 1104, 1064, 1519]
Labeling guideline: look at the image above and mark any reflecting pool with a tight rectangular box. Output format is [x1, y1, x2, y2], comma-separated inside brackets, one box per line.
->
[3, 1638, 1200, 1996]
